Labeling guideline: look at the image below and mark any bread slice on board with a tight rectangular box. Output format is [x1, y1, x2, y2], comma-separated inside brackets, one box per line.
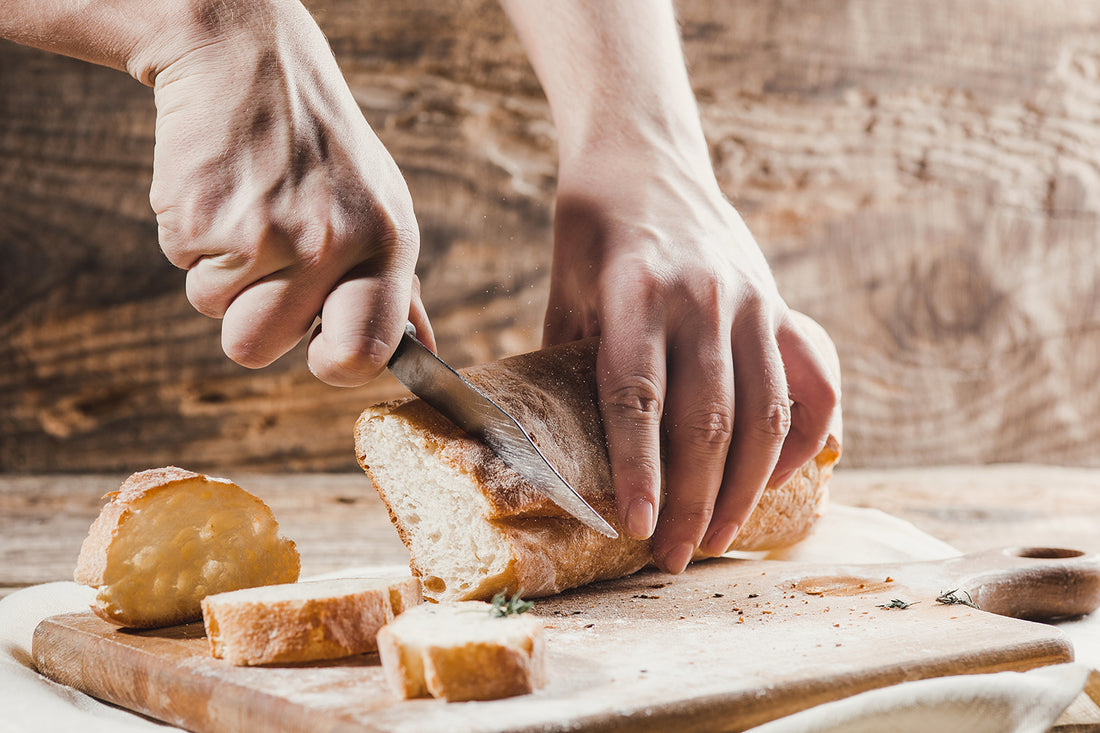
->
[74, 467, 300, 628]
[355, 312, 842, 603]
[202, 575, 422, 665]
[376, 601, 546, 701]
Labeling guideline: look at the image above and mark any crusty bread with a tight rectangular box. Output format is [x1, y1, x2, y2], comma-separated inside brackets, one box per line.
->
[376, 601, 546, 701]
[201, 575, 422, 666]
[74, 467, 300, 628]
[356, 313, 841, 603]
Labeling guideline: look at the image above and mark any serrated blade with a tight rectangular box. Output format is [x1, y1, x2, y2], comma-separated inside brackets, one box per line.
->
[387, 323, 618, 539]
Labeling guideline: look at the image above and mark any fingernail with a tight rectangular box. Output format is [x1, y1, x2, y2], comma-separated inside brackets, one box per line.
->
[771, 469, 796, 488]
[701, 523, 740, 556]
[624, 498, 655, 539]
[658, 543, 695, 575]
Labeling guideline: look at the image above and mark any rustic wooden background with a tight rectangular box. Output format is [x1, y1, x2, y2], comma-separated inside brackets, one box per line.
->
[3, 0, 1100, 474]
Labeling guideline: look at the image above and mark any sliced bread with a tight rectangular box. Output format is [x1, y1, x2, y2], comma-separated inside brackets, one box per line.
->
[74, 467, 300, 628]
[376, 601, 545, 701]
[202, 575, 422, 665]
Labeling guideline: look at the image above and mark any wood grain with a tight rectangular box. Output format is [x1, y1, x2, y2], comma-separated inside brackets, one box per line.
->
[3, 1, 1100, 471]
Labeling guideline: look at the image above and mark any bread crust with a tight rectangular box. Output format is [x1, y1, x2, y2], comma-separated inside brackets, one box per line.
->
[202, 576, 422, 665]
[376, 602, 545, 702]
[356, 313, 841, 602]
[74, 467, 300, 628]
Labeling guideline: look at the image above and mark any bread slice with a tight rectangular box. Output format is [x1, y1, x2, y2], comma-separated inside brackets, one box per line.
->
[376, 601, 546, 701]
[355, 312, 842, 603]
[74, 467, 300, 628]
[201, 575, 422, 665]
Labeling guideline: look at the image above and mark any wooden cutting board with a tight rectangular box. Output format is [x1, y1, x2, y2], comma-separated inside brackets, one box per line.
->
[33, 547, 1100, 733]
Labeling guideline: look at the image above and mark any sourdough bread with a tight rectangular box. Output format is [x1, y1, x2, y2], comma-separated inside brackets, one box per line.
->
[74, 467, 300, 628]
[356, 313, 841, 603]
[376, 601, 546, 701]
[202, 575, 422, 665]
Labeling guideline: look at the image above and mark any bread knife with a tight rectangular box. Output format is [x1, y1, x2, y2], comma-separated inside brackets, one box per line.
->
[387, 322, 618, 539]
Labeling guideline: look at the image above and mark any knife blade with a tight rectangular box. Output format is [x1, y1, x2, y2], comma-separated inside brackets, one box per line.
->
[387, 323, 618, 538]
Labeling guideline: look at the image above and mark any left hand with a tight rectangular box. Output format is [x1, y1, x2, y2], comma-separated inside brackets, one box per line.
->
[545, 145, 839, 573]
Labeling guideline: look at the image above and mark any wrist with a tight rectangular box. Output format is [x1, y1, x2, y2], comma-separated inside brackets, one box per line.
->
[125, 0, 304, 86]
[555, 107, 715, 182]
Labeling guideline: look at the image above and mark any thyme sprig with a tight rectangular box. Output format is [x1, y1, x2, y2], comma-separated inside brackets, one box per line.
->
[936, 589, 979, 609]
[877, 598, 918, 610]
[490, 589, 534, 618]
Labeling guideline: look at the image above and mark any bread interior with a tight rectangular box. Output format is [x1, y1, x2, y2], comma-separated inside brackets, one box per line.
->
[363, 411, 512, 601]
[98, 477, 297, 623]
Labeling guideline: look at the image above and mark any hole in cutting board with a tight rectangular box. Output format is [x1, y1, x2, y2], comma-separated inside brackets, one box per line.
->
[1012, 547, 1085, 559]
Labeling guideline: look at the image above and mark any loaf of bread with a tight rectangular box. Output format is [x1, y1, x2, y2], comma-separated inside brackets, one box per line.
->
[376, 601, 546, 701]
[201, 575, 422, 665]
[74, 467, 300, 628]
[356, 313, 842, 603]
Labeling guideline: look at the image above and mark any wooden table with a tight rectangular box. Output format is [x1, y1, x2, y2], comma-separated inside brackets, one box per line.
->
[3, 465, 1100, 729]
[4, 465, 1099, 598]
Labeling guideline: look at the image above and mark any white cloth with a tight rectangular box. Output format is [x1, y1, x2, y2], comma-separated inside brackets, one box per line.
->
[1, 505, 1095, 733]
[746, 663, 1094, 733]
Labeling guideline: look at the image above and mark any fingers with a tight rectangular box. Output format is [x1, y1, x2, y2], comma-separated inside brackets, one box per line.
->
[306, 251, 420, 387]
[697, 315, 791, 557]
[595, 319, 667, 545]
[189, 222, 424, 384]
[648, 324, 734, 573]
[219, 268, 325, 369]
[406, 275, 436, 353]
[769, 315, 840, 486]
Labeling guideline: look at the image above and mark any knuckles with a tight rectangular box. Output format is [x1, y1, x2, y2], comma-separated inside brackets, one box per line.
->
[678, 407, 735, 450]
[757, 400, 793, 442]
[601, 376, 664, 425]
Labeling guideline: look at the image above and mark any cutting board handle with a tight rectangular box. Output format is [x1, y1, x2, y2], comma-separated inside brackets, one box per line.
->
[948, 547, 1100, 620]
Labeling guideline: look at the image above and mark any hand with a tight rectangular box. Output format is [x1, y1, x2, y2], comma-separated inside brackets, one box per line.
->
[148, 0, 433, 385]
[546, 147, 839, 573]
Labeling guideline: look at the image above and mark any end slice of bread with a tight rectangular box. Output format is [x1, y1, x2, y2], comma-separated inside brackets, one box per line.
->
[376, 602, 545, 701]
[74, 467, 300, 628]
[201, 575, 422, 665]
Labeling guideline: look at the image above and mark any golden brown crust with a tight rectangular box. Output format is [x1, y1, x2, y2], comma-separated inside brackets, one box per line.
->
[356, 314, 842, 601]
[202, 577, 421, 666]
[361, 338, 613, 521]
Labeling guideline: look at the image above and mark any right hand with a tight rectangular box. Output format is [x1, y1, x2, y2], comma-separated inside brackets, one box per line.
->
[148, 0, 433, 385]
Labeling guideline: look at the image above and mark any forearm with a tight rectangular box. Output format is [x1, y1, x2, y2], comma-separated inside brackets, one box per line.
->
[0, 0, 286, 86]
[499, 0, 711, 171]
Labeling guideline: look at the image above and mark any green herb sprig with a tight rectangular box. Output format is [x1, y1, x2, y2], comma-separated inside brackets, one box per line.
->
[936, 589, 979, 609]
[877, 598, 918, 610]
[490, 590, 534, 618]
